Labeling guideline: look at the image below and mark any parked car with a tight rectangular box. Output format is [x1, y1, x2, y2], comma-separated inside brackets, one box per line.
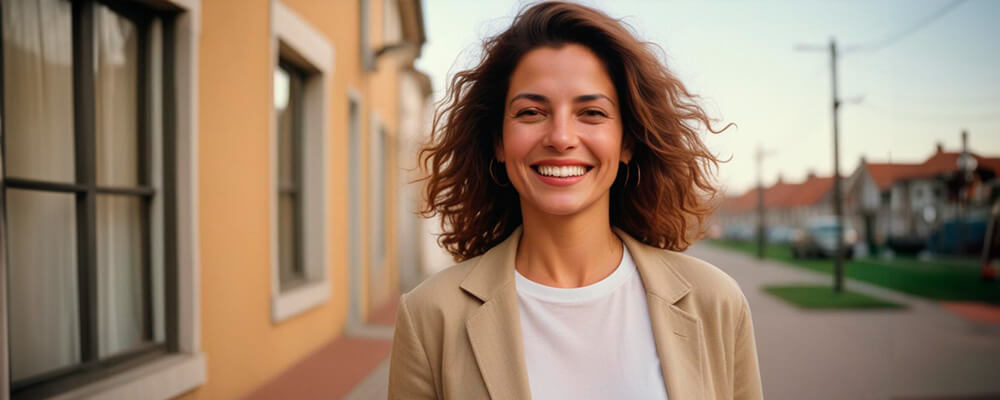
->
[790, 217, 857, 259]
[722, 223, 755, 241]
[767, 225, 797, 244]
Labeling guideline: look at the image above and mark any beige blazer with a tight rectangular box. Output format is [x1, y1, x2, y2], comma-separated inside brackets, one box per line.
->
[389, 227, 763, 400]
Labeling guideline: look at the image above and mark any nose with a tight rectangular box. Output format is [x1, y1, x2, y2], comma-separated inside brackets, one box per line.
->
[541, 109, 578, 152]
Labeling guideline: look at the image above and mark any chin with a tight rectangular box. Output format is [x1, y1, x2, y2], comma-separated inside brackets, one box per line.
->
[526, 194, 593, 217]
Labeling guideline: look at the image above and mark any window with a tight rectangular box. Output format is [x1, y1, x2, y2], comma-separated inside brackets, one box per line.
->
[347, 91, 363, 324]
[270, 1, 332, 322]
[275, 61, 306, 291]
[1, 0, 203, 398]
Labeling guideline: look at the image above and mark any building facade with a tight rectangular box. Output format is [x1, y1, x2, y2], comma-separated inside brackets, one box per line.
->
[0, 0, 432, 398]
[847, 143, 1000, 253]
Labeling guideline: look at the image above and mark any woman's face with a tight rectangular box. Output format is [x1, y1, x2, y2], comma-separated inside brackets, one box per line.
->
[499, 43, 629, 218]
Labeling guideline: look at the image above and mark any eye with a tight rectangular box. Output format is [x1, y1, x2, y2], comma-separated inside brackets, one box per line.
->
[514, 108, 546, 120]
[582, 109, 608, 117]
[579, 108, 609, 121]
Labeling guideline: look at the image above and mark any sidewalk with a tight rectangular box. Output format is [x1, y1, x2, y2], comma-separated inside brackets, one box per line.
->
[243, 298, 398, 400]
[686, 243, 1000, 400]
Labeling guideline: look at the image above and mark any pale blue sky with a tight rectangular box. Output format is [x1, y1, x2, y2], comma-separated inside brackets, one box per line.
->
[415, 0, 1000, 195]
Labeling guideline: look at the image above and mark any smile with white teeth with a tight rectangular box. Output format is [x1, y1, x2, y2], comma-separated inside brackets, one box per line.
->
[535, 165, 588, 178]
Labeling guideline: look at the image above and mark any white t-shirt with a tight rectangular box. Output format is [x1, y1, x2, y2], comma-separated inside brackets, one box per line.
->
[514, 245, 669, 400]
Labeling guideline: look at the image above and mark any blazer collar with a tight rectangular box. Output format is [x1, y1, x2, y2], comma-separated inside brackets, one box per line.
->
[459, 226, 521, 302]
[460, 226, 706, 400]
[617, 227, 707, 400]
[459, 226, 695, 304]
[613, 227, 693, 304]
[460, 227, 531, 400]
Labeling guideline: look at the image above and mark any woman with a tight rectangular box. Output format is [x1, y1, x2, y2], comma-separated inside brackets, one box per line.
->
[390, 2, 762, 399]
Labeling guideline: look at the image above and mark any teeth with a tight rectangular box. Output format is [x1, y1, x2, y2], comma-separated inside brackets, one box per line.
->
[536, 165, 587, 178]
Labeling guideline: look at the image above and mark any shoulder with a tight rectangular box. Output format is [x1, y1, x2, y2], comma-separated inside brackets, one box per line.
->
[648, 248, 749, 316]
[663, 250, 743, 298]
[400, 255, 482, 317]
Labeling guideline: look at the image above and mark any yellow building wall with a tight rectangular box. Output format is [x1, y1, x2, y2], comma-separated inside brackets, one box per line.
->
[177, 0, 406, 398]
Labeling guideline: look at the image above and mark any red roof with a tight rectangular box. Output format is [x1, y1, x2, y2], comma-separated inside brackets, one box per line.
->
[865, 162, 923, 191]
[720, 188, 759, 213]
[721, 175, 834, 213]
[863, 150, 1000, 190]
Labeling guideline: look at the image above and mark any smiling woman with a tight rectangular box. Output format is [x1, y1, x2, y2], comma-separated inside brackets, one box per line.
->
[391, 2, 762, 399]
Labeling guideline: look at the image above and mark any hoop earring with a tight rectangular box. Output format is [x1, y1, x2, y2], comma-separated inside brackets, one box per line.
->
[489, 159, 509, 187]
[634, 163, 641, 187]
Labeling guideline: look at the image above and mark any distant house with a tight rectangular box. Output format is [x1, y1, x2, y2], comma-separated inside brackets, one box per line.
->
[717, 141, 1000, 254]
[717, 173, 835, 240]
[846, 143, 1000, 252]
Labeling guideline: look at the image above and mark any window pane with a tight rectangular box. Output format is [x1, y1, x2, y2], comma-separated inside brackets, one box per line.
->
[96, 195, 147, 357]
[276, 62, 304, 291]
[2, 0, 75, 182]
[6, 189, 80, 382]
[370, 128, 386, 272]
[95, 5, 140, 186]
[278, 193, 303, 289]
[275, 65, 296, 187]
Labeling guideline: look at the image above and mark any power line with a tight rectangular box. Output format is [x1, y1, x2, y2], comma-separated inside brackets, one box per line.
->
[845, 0, 967, 54]
[857, 102, 1000, 122]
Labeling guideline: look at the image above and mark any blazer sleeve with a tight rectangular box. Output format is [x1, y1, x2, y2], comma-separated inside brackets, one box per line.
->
[388, 293, 437, 400]
[734, 299, 764, 400]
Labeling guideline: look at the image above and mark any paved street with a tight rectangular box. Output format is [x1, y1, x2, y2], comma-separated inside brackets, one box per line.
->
[687, 243, 1000, 400]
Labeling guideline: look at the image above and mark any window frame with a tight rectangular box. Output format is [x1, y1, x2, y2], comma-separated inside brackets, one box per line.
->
[359, 0, 373, 71]
[0, 0, 204, 398]
[269, 0, 333, 323]
[346, 88, 363, 326]
[276, 59, 307, 290]
[368, 112, 387, 290]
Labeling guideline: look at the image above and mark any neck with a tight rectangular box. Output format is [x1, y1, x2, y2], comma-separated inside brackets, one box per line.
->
[515, 199, 623, 288]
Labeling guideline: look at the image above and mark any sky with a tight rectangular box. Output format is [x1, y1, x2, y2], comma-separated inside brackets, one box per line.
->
[414, 0, 1000, 195]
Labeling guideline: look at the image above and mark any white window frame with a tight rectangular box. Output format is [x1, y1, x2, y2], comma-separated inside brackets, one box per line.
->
[269, 0, 333, 323]
[0, 1, 206, 399]
[360, 0, 374, 70]
[346, 88, 364, 326]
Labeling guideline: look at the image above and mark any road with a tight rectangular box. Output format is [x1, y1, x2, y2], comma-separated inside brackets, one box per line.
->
[687, 243, 1000, 400]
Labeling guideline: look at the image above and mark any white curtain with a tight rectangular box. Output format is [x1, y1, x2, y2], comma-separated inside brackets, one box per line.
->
[3, 0, 79, 382]
[94, 4, 144, 358]
[4, 0, 147, 381]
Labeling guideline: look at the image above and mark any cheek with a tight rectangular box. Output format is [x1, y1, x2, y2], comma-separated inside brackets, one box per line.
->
[501, 123, 538, 160]
[586, 129, 625, 161]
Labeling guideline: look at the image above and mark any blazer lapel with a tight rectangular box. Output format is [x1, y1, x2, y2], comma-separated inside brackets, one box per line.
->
[617, 229, 706, 400]
[461, 227, 532, 400]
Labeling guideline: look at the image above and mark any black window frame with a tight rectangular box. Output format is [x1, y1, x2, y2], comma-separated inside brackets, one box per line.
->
[1, 0, 183, 398]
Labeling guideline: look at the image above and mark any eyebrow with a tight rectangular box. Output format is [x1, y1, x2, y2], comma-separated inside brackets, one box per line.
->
[508, 93, 616, 108]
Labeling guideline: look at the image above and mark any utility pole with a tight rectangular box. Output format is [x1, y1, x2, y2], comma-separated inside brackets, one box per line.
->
[800, 39, 847, 292]
[795, 0, 967, 291]
[830, 38, 846, 293]
[756, 146, 767, 260]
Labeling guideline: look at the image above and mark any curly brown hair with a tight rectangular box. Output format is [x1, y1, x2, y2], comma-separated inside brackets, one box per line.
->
[419, 1, 727, 261]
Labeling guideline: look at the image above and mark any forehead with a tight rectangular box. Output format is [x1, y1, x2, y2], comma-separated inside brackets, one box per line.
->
[506, 44, 617, 101]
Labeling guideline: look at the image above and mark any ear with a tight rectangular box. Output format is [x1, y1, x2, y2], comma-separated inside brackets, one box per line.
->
[620, 143, 632, 164]
[495, 139, 505, 163]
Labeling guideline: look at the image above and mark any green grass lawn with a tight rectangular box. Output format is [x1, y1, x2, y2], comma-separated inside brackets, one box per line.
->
[763, 285, 904, 309]
[708, 240, 1000, 304]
